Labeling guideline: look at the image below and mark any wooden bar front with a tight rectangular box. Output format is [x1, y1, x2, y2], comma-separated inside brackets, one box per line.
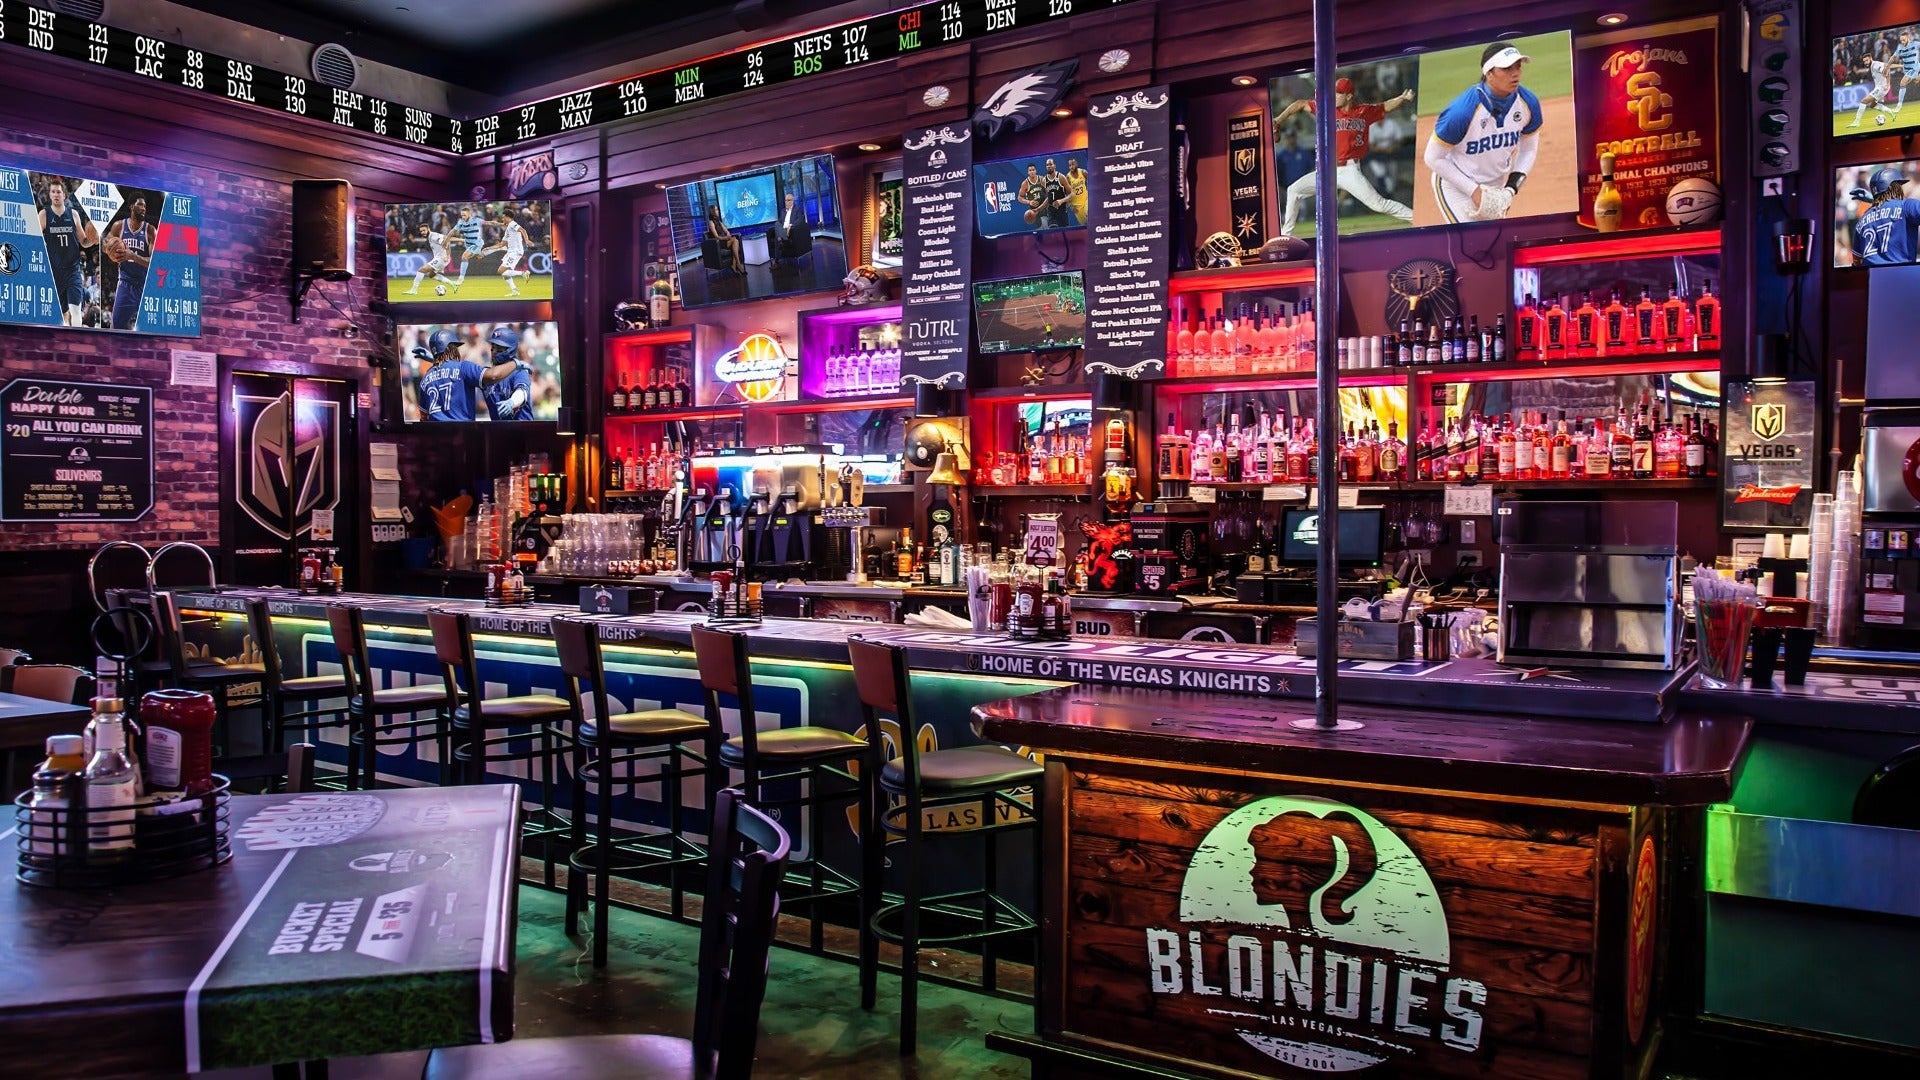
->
[974, 686, 1750, 1080]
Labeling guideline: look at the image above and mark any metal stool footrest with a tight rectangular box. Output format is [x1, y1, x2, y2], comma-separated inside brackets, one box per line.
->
[567, 830, 707, 878]
[868, 888, 1037, 948]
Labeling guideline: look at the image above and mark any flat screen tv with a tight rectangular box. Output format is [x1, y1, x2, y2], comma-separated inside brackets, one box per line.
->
[383, 200, 555, 303]
[1281, 507, 1386, 567]
[971, 272, 1086, 354]
[1269, 30, 1578, 237]
[1833, 158, 1920, 267]
[972, 151, 1090, 238]
[665, 153, 848, 309]
[1830, 21, 1920, 138]
[0, 162, 201, 335]
[397, 321, 562, 423]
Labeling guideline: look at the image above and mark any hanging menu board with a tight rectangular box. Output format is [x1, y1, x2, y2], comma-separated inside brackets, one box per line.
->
[900, 123, 974, 389]
[0, 376, 154, 521]
[1082, 86, 1173, 380]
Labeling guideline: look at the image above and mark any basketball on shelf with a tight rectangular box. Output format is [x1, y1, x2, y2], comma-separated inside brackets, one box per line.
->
[435, 284, 448, 296]
[1665, 178, 1723, 226]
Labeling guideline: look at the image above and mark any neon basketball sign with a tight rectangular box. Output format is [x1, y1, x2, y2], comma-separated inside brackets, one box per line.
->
[711, 331, 794, 403]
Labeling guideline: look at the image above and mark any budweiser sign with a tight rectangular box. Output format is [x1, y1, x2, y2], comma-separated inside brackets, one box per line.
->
[1734, 483, 1802, 505]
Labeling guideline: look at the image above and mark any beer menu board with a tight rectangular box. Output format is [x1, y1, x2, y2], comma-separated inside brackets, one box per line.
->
[1082, 86, 1174, 380]
[0, 0, 1143, 156]
[900, 123, 975, 389]
[0, 376, 154, 521]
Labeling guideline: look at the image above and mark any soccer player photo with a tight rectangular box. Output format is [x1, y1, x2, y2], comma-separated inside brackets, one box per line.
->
[1271, 68, 1418, 237]
[1832, 24, 1920, 136]
[384, 200, 554, 303]
[1833, 161, 1920, 267]
[1414, 32, 1578, 228]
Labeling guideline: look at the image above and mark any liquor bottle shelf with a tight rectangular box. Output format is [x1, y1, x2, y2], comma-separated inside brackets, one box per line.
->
[605, 405, 743, 423]
[1399, 351, 1719, 379]
[972, 485, 1093, 498]
[1387, 477, 1718, 491]
[970, 384, 1093, 401]
[1154, 370, 1409, 391]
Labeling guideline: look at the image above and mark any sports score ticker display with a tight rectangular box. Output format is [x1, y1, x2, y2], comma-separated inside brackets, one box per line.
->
[0, 0, 1142, 156]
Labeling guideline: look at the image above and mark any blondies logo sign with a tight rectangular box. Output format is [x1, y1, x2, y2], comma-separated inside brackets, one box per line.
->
[1146, 796, 1487, 1072]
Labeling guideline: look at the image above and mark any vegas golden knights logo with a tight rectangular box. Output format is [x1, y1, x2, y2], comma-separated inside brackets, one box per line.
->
[1233, 147, 1258, 175]
[1752, 402, 1786, 442]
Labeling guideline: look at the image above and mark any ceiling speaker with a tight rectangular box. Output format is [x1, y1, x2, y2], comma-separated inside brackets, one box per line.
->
[311, 43, 359, 90]
[52, 0, 106, 20]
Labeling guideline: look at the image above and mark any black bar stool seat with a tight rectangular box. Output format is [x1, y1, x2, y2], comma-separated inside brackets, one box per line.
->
[328, 605, 451, 790]
[350, 682, 449, 711]
[580, 708, 708, 742]
[452, 694, 571, 723]
[850, 635, 1040, 1055]
[279, 672, 349, 696]
[244, 598, 352, 790]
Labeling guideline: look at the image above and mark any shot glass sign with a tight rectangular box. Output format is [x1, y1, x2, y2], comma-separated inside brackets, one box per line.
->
[1026, 513, 1061, 566]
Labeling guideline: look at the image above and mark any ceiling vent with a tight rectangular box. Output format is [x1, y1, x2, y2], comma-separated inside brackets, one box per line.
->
[311, 43, 359, 90]
[52, 0, 107, 20]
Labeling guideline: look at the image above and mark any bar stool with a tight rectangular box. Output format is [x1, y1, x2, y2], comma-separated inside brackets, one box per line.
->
[428, 609, 572, 882]
[245, 599, 350, 786]
[150, 590, 269, 767]
[848, 635, 1042, 1054]
[552, 616, 710, 968]
[692, 624, 870, 954]
[325, 605, 450, 789]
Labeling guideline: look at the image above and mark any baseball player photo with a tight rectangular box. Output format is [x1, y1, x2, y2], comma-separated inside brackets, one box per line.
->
[1414, 32, 1577, 228]
[1269, 61, 1419, 237]
[1274, 76, 1416, 236]
[1832, 24, 1920, 136]
[1834, 162, 1920, 267]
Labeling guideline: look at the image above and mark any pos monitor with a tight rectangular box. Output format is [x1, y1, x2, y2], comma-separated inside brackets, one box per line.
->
[1281, 508, 1385, 568]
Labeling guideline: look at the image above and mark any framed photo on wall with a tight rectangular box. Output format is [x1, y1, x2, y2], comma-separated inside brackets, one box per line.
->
[865, 163, 903, 269]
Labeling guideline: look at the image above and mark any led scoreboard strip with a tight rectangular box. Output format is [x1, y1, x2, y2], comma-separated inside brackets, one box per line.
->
[0, 0, 1138, 155]
[0, 1, 465, 150]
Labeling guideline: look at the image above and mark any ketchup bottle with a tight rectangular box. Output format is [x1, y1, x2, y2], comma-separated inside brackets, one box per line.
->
[140, 689, 218, 796]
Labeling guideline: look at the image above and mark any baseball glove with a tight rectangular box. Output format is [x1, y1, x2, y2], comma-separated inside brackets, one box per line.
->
[1475, 183, 1514, 220]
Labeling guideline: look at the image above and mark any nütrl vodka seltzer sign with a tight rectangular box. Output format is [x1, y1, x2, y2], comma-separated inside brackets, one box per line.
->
[1083, 87, 1173, 379]
[900, 124, 974, 389]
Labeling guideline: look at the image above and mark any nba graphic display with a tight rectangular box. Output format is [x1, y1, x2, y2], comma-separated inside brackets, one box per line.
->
[1145, 796, 1486, 1072]
[0, 162, 200, 334]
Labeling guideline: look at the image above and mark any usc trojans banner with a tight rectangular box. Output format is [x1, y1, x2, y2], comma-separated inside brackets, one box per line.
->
[1575, 19, 1721, 230]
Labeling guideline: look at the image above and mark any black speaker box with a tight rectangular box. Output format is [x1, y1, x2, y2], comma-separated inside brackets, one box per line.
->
[291, 179, 355, 280]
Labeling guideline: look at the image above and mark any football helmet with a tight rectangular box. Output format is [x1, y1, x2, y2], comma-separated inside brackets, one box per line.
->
[612, 299, 651, 331]
[841, 264, 888, 306]
[1197, 231, 1243, 269]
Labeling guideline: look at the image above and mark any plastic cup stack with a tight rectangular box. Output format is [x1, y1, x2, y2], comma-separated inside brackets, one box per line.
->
[1827, 470, 1862, 646]
[1807, 492, 1834, 632]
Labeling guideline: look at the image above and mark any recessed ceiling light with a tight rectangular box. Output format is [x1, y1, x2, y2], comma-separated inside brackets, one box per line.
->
[1052, 106, 1073, 117]
[1231, 75, 1258, 87]
[857, 142, 883, 152]
[1598, 12, 1629, 26]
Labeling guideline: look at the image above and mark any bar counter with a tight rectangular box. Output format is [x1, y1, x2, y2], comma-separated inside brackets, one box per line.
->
[972, 684, 1752, 1080]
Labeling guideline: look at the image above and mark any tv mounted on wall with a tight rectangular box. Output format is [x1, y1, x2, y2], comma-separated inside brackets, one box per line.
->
[971, 271, 1086, 354]
[383, 200, 555, 303]
[971, 151, 1090, 239]
[396, 321, 562, 423]
[665, 153, 849, 309]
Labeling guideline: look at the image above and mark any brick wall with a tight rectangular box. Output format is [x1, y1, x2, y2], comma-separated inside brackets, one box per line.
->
[0, 127, 388, 551]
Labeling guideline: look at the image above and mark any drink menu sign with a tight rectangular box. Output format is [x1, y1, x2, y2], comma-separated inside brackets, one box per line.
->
[900, 123, 974, 389]
[0, 376, 154, 521]
[1083, 86, 1173, 380]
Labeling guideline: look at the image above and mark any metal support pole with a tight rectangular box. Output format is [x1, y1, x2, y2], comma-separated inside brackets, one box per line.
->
[1295, 0, 1360, 732]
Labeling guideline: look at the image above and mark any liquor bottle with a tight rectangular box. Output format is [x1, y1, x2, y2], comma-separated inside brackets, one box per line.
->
[1634, 289, 1659, 354]
[84, 699, 138, 864]
[1531, 412, 1553, 480]
[643, 370, 660, 411]
[1258, 309, 1281, 372]
[1685, 413, 1707, 478]
[1496, 417, 1518, 480]
[896, 528, 916, 579]
[1175, 310, 1196, 377]
[1573, 292, 1601, 353]
[1444, 421, 1466, 482]
[1436, 318, 1453, 364]
[1464, 417, 1487, 481]
[625, 446, 639, 490]
[1586, 420, 1614, 479]
[1654, 415, 1684, 479]
[1379, 420, 1403, 481]
[607, 446, 625, 491]
[1426, 321, 1442, 365]
[1225, 412, 1245, 482]
[1694, 280, 1721, 351]
[1285, 419, 1310, 482]
[1397, 320, 1414, 366]
[1465, 315, 1483, 363]
[1631, 402, 1654, 479]
[1451, 316, 1468, 364]
[1568, 421, 1588, 480]
[1192, 425, 1214, 483]
[1299, 299, 1317, 365]
[666, 366, 685, 409]
[1704, 417, 1720, 476]
[1661, 284, 1686, 352]
[1491, 312, 1508, 362]
[1610, 414, 1634, 479]
[1249, 412, 1272, 482]
[1543, 295, 1569, 359]
[611, 370, 629, 413]
[1603, 289, 1629, 355]
[1356, 423, 1378, 483]
[1233, 307, 1256, 376]
[1593, 152, 1624, 233]
[1515, 294, 1541, 360]
[1337, 423, 1356, 482]
[1211, 309, 1232, 376]
[1551, 413, 1572, 479]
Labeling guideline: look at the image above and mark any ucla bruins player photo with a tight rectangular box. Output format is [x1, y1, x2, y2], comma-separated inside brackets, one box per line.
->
[1423, 44, 1543, 223]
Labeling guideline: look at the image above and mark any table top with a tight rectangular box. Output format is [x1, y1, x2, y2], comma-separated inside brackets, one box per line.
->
[0, 784, 521, 1077]
[0, 690, 93, 752]
[975, 682, 1752, 807]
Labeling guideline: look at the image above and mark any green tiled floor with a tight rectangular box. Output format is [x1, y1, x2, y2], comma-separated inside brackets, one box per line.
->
[210, 883, 1033, 1080]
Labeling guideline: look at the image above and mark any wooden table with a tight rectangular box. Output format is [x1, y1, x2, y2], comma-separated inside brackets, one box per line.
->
[0, 784, 521, 1077]
[974, 684, 1752, 1080]
[0, 689, 92, 752]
